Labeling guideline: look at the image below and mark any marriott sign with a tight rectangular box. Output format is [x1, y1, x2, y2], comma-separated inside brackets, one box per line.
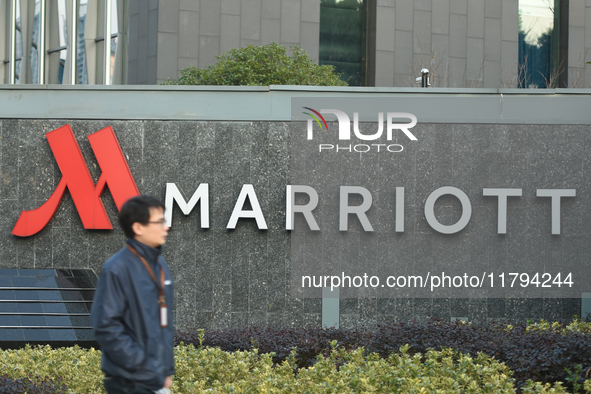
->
[13, 125, 577, 237]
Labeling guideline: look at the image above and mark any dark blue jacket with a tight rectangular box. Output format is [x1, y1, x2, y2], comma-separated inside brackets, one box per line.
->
[91, 239, 174, 391]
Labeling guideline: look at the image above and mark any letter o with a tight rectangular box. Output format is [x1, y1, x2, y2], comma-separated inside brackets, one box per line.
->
[424, 187, 472, 234]
[387, 144, 404, 152]
[353, 276, 363, 287]
[354, 144, 370, 153]
[370, 276, 379, 287]
[397, 276, 406, 287]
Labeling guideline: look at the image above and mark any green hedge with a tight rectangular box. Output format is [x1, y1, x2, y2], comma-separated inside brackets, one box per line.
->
[1, 343, 590, 393]
[176, 318, 591, 390]
[0, 345, 103, 393]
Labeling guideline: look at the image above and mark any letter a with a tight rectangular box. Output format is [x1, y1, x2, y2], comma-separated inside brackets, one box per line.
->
[12, 124, 140, 237]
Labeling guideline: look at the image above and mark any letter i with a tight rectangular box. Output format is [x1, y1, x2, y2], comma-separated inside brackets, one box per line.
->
[396, 187, 404, 232]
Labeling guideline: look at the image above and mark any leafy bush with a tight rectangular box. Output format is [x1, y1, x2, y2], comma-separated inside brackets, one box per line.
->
[163, 42, 347, 86]
[0, 345, 103, 394]
[174, 343, 520, 393]
[525, 316, 591, 334]
[369, 321, 591, 390]
[176, 319, 591, 391]
[0, 374, 66, 394]
[0, 341, 588, 393]
[175, 326, 371, 368]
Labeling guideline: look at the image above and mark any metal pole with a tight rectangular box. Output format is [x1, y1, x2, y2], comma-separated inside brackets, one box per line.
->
[9, 0, 17, 84]
[421, 68, 430, 88]
[39, 0, 46, 84]
[69, 0, 77, 84]
[103, 0, 111, 85]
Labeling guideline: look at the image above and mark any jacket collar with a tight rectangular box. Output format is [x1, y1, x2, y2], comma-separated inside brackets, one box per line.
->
[126, 238, 162, 268]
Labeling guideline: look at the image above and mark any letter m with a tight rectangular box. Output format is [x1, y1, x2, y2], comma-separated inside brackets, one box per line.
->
[12, 124, 140, 237]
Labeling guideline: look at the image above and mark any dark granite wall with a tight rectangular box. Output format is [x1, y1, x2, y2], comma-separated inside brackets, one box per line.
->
[0, 119, 583, 331]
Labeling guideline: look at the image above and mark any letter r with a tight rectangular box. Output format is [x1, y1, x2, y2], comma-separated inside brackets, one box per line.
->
[12, 124, 140, 237]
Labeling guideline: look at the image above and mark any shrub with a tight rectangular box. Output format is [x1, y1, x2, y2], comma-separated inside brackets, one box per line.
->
[525, 316, 591, 334]
[163, 42, 348, 86]
[176, 318, 591, 391]
[175, 326, 370, 368]
[0, 344, 103, 394]
[0, 341, 588, 393]
[0, 374, 66, 394]
[174, 343, 520, 393]
[369, 320, 591, 389]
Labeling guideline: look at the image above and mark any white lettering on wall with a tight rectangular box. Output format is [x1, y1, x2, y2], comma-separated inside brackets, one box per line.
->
[165, 183, 209, 228]
[227, 184, 268, 230]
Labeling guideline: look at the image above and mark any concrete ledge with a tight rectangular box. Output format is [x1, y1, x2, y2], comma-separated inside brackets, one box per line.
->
[0, 85, 590, 123]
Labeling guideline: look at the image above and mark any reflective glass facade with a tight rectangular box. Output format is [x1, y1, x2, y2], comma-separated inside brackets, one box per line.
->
[518, 0, 561, 88]
[0, 1, 587, 88]
[14, 0, 22, 83]
[2, 0, 124, 85]
[30, 0, 42, 84]
[109, 0, 118, 85]
[77, 0, 88, 84]
[319, 0, 368, 86]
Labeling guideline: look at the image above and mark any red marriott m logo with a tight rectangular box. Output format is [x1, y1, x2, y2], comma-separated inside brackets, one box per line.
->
[13, 125, 140, 237]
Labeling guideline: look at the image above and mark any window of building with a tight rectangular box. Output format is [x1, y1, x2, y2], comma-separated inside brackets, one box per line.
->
[518, 0, 561, 88]
[107, 0, 119, 85]
[1, 1, 5, 83]
[319, 0, 368, 86]
[96, 0, 121, 85]
[30, 0, 42, 84]
[2, 0, 124, 85]
[47, 0, 68, 84]
[2, 0, 24, 84]
[14, 0, 22, 83]
[77, 0, 88, 84]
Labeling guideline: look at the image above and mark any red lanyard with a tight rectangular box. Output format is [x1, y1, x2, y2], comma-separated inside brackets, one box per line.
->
[126, 244, 168, 327]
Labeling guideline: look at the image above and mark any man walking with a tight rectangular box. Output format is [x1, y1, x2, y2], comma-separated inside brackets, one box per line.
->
[91, 196, 174, 394]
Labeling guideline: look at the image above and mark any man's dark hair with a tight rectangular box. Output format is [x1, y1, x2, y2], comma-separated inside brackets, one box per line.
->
[119, 195, 165, 239]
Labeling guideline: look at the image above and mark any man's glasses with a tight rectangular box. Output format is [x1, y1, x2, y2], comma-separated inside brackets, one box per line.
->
[147, 220, 167, 227]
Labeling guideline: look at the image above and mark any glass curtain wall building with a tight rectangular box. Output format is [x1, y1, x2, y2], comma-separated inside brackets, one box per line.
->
[0, 0, 581, 88]
[518, 0, 563, 88]
[319, 0, 368, 86]
[1, 0, 124, 85]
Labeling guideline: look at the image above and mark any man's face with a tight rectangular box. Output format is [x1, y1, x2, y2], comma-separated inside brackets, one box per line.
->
[134, 207, 169, 248]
